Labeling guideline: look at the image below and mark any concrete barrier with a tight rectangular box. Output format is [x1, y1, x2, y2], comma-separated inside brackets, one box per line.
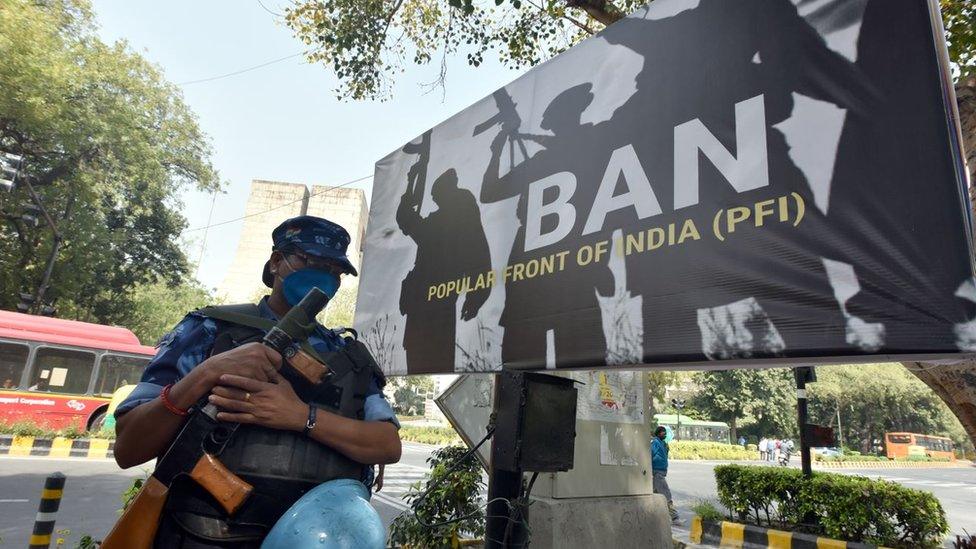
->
[0, 435, 115, 459]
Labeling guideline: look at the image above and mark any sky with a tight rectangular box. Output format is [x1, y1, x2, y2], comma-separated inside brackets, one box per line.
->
[90, 0, 522, 290]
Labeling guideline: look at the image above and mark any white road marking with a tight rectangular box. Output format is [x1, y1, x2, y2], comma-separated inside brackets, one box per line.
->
[0, 499, 29, 503]
[385, 463, 430, 472]
[932, 483, 968, 488]
[372, 492, 411, 512]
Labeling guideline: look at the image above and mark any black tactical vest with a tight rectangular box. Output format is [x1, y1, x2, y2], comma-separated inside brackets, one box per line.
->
[158, 304, 383, 545]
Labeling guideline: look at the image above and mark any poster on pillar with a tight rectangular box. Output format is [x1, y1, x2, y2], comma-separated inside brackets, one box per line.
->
[355, 0, 975, 376]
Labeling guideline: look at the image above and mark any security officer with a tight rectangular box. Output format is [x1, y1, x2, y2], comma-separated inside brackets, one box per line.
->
[113, 215, 402, 547]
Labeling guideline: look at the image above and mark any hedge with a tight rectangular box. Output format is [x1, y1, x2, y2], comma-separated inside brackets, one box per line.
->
[398, 425, 462, 446]
[714, 464, 948, 548]
[815, 454, 888, 462]
[815, 454, 951, 463]
[0, 421, 114, 439]
[670, 440, 757, 460]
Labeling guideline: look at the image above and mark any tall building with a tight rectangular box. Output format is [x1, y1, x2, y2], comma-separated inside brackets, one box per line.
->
[218, 180, 368, 303]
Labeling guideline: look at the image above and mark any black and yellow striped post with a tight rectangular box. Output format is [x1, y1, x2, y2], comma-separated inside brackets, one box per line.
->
[28, 472, 66, 549]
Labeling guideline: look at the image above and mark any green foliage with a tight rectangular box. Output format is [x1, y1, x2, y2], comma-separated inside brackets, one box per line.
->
[815, 454, 888, 462]
[120, 476, 146, 513]
[389, 445, 486, 548]
[388, 375, 435, 415]
[322, 285, 357, 327]
[943, 0, 976, 78]
[284, 0, 976, 100]
[669, 440, 757, 461]
[714, 465, 949, 548]
[0, 420, 46, 437]
[691, 499, 723, 522]
[399, 424, 463, 445]
[807, 363, 974, 456]
[0, 0, 220, 327]
[124, 280, 215, 345]
[689, 368, 796, 441]
[0, 420, 116, 439]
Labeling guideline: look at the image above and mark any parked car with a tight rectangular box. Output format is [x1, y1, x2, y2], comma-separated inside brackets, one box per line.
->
[811, 447, 841, 457]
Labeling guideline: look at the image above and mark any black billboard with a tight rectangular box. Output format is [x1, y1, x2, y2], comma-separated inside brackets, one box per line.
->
[355, 0, 974, 375]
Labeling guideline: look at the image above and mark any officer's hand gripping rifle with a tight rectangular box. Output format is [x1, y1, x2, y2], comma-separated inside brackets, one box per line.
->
[101, 288, 331, 549]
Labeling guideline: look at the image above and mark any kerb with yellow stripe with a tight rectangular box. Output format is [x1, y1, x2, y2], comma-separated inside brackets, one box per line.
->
[0, 435, 115, 459]
[689, 516, 885, 548]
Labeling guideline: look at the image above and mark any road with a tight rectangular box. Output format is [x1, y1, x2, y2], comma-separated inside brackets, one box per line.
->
[1, 447, 973, 546]
[0, 442, 436, 547]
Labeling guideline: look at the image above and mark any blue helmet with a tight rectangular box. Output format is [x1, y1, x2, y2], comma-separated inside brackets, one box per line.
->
[262, 479, 385, 549]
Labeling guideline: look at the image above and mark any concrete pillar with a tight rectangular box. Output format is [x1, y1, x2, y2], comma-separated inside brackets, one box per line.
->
[526, 493, 673, 549]
[903, 361, 976, 448]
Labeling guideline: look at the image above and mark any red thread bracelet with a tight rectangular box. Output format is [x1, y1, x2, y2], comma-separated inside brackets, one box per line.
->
[160, 384, 189, 417]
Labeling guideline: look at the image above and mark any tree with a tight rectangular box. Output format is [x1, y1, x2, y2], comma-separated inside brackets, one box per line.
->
[387, 375, 435, 415]
[120, 281, 216, 345]
[688, 368, 795, 442]
[808, 363, 974, 454]
[284, 0, 976, 100]
[0, 0, 219, 328]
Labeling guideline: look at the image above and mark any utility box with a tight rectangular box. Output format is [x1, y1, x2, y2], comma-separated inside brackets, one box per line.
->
[493, 371, 578, 472]
[532, 371, 653, 498]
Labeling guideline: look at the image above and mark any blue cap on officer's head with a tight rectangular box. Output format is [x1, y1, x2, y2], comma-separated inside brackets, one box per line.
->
[262, 215, 358, 287]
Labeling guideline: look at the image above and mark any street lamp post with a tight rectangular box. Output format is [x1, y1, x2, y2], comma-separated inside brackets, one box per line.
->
[671, 397, 685, 441]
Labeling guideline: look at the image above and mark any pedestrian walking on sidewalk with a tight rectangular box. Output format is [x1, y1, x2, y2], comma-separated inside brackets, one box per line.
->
[652, 426, 679, 522]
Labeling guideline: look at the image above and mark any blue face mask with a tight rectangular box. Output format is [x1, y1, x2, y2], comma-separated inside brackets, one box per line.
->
[282, 268, 340, 307]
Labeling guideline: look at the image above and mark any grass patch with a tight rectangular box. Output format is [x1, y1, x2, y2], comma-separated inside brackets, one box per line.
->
[691, 499, 724, 522]
[670, 440, 757, 460]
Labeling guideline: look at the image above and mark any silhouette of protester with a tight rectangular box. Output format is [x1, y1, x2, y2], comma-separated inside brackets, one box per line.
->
[397, 168, 491, 371]
[481, 84, 615, 369]
[596, 0, 880, 362]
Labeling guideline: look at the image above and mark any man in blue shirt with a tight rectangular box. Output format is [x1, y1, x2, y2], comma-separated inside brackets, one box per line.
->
[114, 215, 401, 547]
[651, 426, 679, 522]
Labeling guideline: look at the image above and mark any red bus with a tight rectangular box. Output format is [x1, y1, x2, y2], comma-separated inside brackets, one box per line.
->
[0, 310, 155, 430]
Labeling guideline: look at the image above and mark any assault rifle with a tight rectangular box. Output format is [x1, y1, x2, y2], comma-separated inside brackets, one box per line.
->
[101, 288, 331, 549]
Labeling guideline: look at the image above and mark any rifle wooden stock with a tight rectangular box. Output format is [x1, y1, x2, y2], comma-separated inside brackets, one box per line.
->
[189, 453, 253, 515]
[101, 454, 252, 548]
[287, 347, 331, 385]
[101, 476, 168, 549]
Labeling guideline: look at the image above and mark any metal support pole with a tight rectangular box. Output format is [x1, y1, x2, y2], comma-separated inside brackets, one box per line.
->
[33, 237, 62, 313]
[485, 374, 526, 549]
[21, 177, 63, 314]
[29, 472, 65, 549]
[835, 403, 844, 450]
[794, 367, 813, 477]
